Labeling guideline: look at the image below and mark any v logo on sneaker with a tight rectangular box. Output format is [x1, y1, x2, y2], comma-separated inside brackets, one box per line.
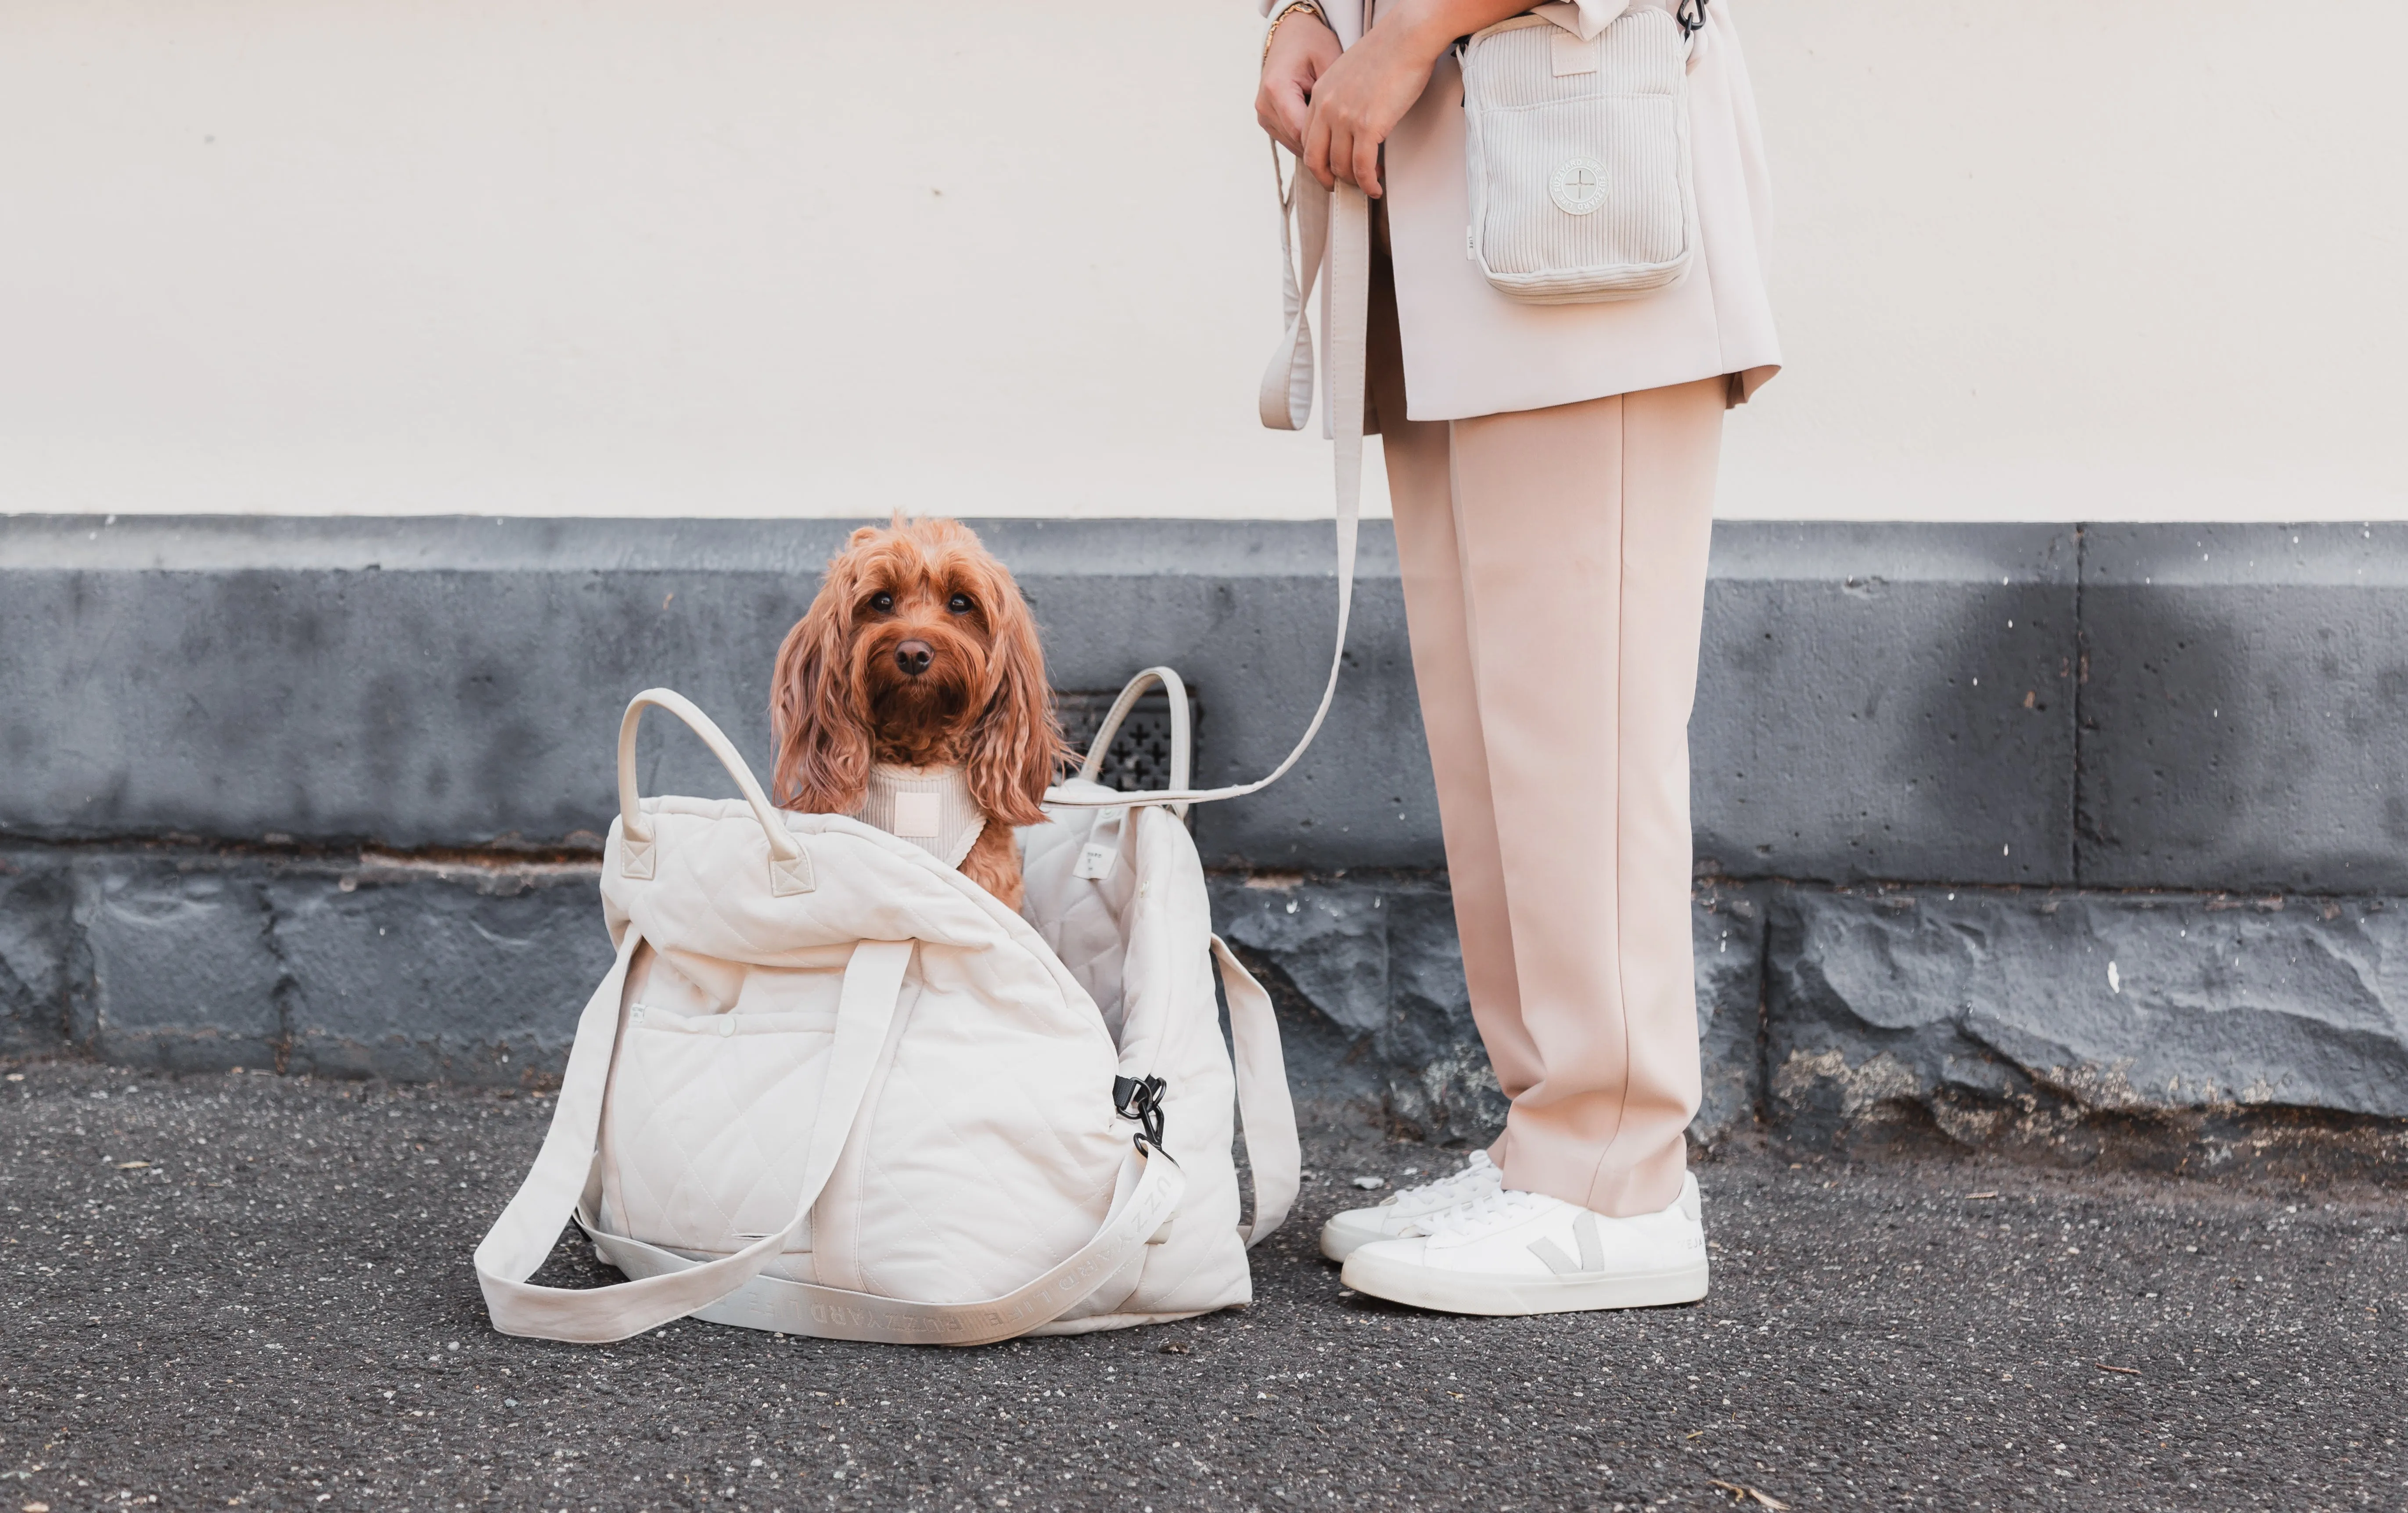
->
[1526, 1211, 1608, 1275]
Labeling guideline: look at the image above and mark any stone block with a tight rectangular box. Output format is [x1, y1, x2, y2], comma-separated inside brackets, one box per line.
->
[1001, 523, 1428, 873]
[74, 859, 284, 1071]
[1693, 523, 2079, 886]
[1208, 872, 1484, 1138]
[1692, 882, 1765, 1146]
[0, 850, 74, 1052]
[2078, 523, 2408, 891]
[270, 857, 612, 1084]
[1765, 885, 2408, 1146]
[1208, 872, 1765, 1149]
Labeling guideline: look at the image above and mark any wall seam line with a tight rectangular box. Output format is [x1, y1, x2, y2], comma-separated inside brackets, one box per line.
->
[2070, 522, 2088, 890]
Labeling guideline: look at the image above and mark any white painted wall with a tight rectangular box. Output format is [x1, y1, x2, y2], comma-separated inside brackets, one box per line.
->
[1, 1, 2400, 522]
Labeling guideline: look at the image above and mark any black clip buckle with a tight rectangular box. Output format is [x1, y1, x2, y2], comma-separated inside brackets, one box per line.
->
[1676, 0, 1709, 36]
[1113, 1075, 1168, 1149]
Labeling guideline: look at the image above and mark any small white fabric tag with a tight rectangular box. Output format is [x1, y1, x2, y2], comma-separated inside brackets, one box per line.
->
[1551, 28, 1597, 75]
[891, 791, 943, 839]
[1074, 808, 1122, 881]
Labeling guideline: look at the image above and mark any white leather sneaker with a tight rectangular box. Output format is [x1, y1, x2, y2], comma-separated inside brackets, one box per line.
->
[1318, 1150, 1506, 1262]
[1338, 1173, 1708, 1315]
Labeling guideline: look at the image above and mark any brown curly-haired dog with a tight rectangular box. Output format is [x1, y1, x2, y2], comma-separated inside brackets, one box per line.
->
[770, 516, 1068, 908]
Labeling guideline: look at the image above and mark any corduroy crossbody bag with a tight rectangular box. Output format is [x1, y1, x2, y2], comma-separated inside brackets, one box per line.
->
[1458, 0, 1708, 304]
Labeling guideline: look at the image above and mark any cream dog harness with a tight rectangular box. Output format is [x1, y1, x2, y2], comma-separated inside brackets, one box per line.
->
[852, 762, 985, 868]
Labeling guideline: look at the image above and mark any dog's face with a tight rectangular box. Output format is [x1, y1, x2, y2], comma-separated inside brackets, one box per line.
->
[772, 516, 1064, 827]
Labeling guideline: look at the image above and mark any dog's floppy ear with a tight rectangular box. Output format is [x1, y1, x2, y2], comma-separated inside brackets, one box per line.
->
[771, 551, 875, 815]
[963, 563, 1067, 830]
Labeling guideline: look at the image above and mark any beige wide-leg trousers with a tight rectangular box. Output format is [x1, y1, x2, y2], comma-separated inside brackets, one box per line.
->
[1369, 249, 1722, 1220]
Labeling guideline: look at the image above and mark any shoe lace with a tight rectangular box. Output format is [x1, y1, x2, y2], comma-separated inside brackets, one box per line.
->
[1405, 1186, 1546, 1241]
[1379, 1149, 1497, 1209]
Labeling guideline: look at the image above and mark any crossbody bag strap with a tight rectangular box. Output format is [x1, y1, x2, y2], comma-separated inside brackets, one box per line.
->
[1212, 934, 1301, 1247]
[1258, 140, 1332, 436]
[584, 1138, 1185, 1345]
[473, 937, 914, 1344]
[1042, 168, 1370, 813]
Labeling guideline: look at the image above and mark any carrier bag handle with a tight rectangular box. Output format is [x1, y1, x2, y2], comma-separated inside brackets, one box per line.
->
[474, 936, 913, 1343]
[617, 688, 813, 897]
[1075, 666, 1195, 818]
[1041, 166, 1369, 812]
[583, 1138, 1185, 1345]
[1211, 934, 1301, 1247]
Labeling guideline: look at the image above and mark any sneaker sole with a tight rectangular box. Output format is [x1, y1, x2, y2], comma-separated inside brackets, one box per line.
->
[1340, 1249, 1709, 1316]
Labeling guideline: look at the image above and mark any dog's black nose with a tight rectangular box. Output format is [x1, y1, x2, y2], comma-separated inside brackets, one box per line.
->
[895, 640, 934, 677]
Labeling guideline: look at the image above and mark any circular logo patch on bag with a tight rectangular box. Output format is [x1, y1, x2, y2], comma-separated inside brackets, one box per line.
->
[1549, 156, 1609, 216]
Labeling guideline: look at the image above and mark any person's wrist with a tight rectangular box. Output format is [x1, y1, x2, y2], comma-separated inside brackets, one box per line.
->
[1262, 0, 1330, 62]
[1366, 0, 1467, 65]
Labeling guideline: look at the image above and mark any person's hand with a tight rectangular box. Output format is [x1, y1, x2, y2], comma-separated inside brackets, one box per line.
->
[1257, 8, 1341, 158]
[1295, 10, 1450, 199]
[1269, 0, 1535, 199]
[1257, 0, 1535, 199]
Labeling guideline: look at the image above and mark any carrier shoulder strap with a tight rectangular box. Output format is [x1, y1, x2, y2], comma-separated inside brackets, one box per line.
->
[1213, 934, 1301, 1246]
[1042, 158, 1369, 812]
[583, 1142, 1183, 1346]
[474, 935, 913, 1343]
[475, 930, 1186, 1345]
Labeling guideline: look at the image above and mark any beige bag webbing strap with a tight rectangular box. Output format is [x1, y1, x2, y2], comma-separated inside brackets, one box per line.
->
[581, 1141, 1185, 1346]
[1213, 934, 1301, 1247]
[1040, 167, 1369, 813]
[1258, 139, 1333, 437]
[473, 937, 913, 1344]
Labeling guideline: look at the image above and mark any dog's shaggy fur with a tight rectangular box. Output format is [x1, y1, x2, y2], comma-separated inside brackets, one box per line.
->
[770, 517, 1067, 908]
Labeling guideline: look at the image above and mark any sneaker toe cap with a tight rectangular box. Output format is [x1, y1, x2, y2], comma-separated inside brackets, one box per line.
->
[1338, 1236, 1430, 1286]
[1319, 1208, 1410, 1262]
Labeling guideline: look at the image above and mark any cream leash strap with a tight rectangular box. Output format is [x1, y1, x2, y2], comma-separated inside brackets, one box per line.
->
[1041, 160, 1369, 812]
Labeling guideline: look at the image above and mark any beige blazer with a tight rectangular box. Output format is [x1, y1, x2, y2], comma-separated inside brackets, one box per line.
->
[1266, 0, 1780, 418]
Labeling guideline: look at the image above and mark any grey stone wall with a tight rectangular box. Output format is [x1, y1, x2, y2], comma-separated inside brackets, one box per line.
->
[6, 516, 2406, 1155]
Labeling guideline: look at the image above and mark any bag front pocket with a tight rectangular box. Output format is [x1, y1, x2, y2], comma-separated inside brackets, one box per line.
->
[1474, 92, 1687, 282]
[599, 1001, 839, 1267]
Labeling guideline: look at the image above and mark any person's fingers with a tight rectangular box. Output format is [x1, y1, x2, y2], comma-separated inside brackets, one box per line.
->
[1276, 83, 1312, 153]
[1262, 79, 1308, 155]
[1325, 120, 1357, 190]
[1353, 133, 1384, 199]
[1301, 107, 1337, 191]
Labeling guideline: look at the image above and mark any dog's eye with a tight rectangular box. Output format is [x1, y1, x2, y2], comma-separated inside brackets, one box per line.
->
[947, 594, 974, 615]
[869, 592, 895, 613]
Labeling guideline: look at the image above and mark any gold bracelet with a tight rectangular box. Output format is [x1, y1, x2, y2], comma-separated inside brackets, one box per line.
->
[1262, 0, 1328, 61]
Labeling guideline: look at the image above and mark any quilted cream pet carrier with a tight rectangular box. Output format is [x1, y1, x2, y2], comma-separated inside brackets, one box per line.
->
[475, 680, 1302, 1345]
[482, 104, 1384, 1347]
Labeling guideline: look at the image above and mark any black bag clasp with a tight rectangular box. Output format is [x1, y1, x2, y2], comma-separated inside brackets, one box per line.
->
[1113, 1075, 1168, 1148]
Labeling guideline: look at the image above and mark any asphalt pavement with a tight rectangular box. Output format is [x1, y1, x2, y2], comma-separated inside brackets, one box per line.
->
[4, 1057, 2405, 1512]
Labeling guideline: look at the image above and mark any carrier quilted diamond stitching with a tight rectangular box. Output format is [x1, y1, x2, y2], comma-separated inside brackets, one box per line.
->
[849, 1045, 1117, 1300]
[607, 1012, 832, 1253]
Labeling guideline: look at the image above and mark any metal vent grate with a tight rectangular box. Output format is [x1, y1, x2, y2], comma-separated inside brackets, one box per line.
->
[1054, 687, 1203, 799]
